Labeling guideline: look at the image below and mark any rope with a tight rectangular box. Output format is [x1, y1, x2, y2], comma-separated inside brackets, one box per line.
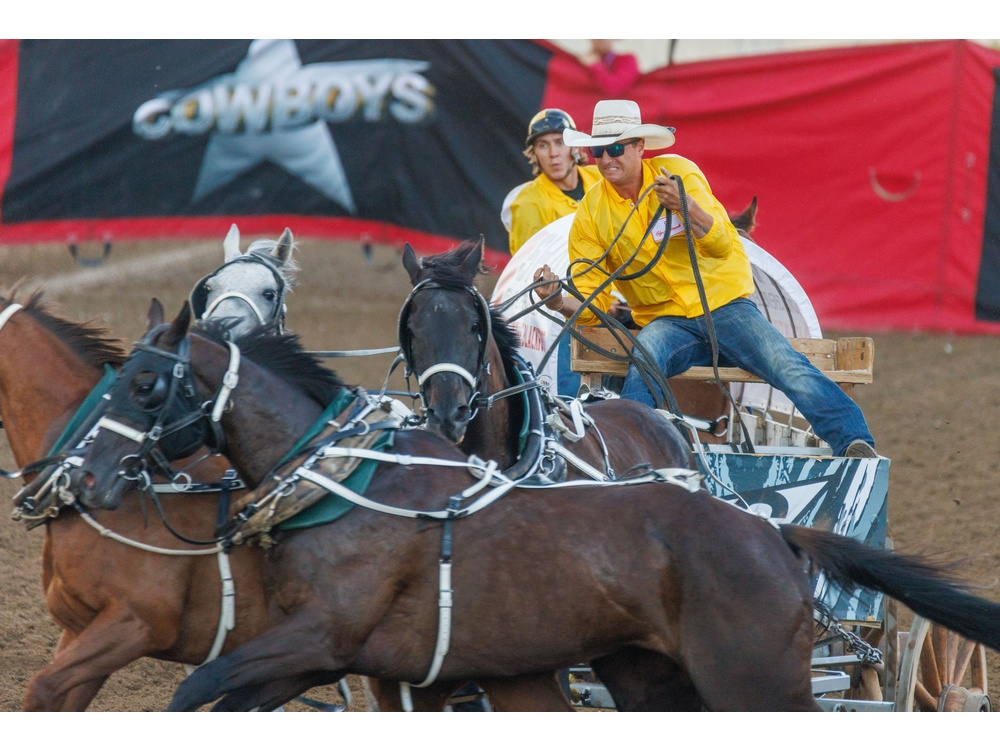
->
[69, 494, 223, 556]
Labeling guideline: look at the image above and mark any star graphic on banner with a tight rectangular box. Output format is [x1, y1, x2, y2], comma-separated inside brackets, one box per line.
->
[193, 39, 356, 212]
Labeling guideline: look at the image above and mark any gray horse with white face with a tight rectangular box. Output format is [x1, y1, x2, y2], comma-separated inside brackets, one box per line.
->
[190, 224, 298, 339]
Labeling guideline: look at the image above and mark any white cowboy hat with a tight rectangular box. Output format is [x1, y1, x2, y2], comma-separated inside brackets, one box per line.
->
[563, 100, 675, 150]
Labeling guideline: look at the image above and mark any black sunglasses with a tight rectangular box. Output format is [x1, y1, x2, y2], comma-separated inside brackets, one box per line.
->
[589, 139, 639, 158]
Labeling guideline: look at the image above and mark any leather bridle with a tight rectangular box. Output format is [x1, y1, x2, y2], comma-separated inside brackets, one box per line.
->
[94, 326, 239, 489]
[189, 252, 288, 334]
[397, 279, 493, 417]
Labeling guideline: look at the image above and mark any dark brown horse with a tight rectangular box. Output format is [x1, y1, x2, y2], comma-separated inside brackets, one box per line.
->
[398, 239, 697, 709]
[68, 305, 1000, 712]
[0, 293, 271, 711]
[399, 239, 693, 476]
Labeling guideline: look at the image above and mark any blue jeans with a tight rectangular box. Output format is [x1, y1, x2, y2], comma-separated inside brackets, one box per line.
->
[557, 334, 581, 398]
[619, 297, 874, 455]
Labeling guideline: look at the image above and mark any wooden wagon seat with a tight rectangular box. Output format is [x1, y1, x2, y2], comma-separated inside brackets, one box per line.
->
[570, 327, 874, 386]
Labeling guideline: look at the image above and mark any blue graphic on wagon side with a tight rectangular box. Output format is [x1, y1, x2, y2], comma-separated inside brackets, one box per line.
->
[698, 454, 890, 622]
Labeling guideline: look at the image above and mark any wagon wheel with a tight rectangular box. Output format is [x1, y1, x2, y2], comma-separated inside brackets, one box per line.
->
[895, 615, 991, 711]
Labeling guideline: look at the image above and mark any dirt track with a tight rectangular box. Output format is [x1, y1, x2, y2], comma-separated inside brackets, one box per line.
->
[1, 237, 998, 711]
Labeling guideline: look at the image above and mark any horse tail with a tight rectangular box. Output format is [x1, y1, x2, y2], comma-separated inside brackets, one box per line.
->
[779, 524, 1000, 651]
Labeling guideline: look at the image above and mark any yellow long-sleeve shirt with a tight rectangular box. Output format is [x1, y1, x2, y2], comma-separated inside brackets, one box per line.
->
[508, 165, 602, 255]
[568, 155, 753, 327]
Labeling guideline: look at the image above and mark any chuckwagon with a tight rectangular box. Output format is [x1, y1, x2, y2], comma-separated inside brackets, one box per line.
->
[567, 320, 990, 712]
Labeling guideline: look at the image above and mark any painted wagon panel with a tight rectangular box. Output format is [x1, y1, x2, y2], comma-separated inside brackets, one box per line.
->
[698, 453, 890, 623]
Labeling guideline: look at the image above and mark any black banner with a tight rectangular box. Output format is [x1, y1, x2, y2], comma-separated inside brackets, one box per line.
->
[2, 40, 552, 250]
[976, 67, 1000, 321]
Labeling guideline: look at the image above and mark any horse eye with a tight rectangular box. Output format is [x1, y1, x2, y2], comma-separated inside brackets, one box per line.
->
[263, 290, 276, 302]
[471, 321, 480, 333]
[132, 372, 167, 410]
[132, 373, 155, 398]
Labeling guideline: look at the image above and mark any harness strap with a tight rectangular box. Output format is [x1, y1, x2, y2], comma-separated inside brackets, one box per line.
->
[202, 292, 267, 326]
[404, 559, 453, 692]
[310, 346, 400, 358]
[546, 400, 590, 442]
[402, 459, 503, 695]
[0, 303, 23, 333]
[545, 440, 609, 481]
[73, 500, 223, 555]
[150, 476, 247, 494]
[96, 416, 147, 443]
[184, 551, 236, 673]
[416, 362, 477, 388]
[294, 459, 507, 520]
[211, 342, 241, 423]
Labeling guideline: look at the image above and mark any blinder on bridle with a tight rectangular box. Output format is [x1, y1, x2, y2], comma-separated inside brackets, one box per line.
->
[189, 251, 288, 334]
[94, 324, 236, 487]
[397, 279, 493, 415]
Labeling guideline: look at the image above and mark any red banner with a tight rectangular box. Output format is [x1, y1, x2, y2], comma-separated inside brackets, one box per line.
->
[541, 39, 1000, 333]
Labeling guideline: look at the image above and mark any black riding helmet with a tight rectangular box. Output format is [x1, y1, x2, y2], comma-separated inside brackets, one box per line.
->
[525, 108, 577, 147]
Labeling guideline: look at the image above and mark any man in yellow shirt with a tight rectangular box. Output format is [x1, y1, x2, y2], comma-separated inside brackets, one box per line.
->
[537, 99, 877, 458]
[508, 108, 602, 255]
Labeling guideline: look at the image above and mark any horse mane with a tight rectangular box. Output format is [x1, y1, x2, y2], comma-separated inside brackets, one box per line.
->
[414, 239, 484, 290]
[489, 308, 520, 369]
[1, 288, 128, 369]
[195, 320, 345, 407]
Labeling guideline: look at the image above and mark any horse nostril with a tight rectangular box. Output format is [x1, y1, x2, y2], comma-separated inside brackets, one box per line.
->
[454, 404, 471, 423]
[81, 472, 96, 490]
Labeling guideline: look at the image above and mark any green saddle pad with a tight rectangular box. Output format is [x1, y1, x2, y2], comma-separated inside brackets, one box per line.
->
[275, 415, 395, 532]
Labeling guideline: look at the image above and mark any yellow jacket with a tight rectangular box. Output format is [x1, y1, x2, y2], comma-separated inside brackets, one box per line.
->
[568, 155, 753, 326]
[509, 165, 602, 255]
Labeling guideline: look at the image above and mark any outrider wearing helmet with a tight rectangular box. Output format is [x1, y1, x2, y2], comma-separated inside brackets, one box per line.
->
[525, 108, 577, 147]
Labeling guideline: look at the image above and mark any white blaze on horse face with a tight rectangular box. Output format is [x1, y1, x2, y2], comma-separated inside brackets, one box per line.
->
[203, 262, 280, 338]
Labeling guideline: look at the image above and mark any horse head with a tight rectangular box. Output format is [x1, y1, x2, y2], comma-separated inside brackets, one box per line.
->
[399, 237, 494, 444]
[69, 300, 345, 511]
[189, 224, 298, 339]
[69, 302, 221, 510]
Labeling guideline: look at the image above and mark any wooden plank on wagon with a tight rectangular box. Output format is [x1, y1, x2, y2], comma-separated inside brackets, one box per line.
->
[570, 328, 874, 384]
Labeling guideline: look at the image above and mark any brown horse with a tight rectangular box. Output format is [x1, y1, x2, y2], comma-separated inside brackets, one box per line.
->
[398, 239, 696, 709]
[0, 292, 272, 711]
[68, 305, 1000, 712]
[3, 291, 543, 713]
[399, 239, 693, 476]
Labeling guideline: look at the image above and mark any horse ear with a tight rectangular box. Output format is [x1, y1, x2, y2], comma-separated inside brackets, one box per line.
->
[164, 301, 192, 347]
[402, 243, 422, 286]
[273, 228, 294, 265]
[461, 236, 484, 279]
[223, 224, 242, 263]
[730, 197, 758, 237]
[146, 298, 165, 331]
